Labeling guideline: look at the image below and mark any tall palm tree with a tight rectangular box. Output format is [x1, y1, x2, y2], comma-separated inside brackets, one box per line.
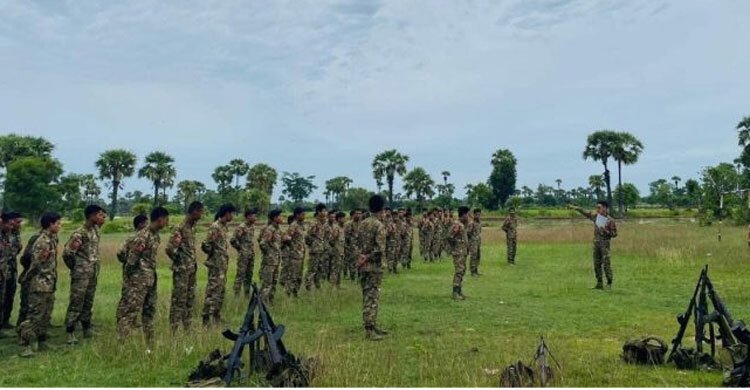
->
[441, 170, 451, 185]
[372, 149, 409, 204]
[611, 132, 644, 216]
[79, 174, 101, 203]
[212, 165, 234, 196]
[246, 163, 278, 197]
[403, 167, 435, 211]
[583, 130, 620, 209]
[671, 176, 681, 189]
[96, 149, 137, 220]
[176, 180, 206, 211]
[227, 158, 250, 189]
[588, 175, 605, 200]
[138, 151, 176, 205]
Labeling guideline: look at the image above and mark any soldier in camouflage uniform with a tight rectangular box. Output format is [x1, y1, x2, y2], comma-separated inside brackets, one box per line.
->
[323, 212, 338, 282]
[328, 212, 346, 286]
[279, 215, 294, 289]
[422, 212, 434, 261]
[385, 210, 400, 274]
[115, 207, 169, 343]
[285, 207, 306, 297]
[165, 202, 203, 332]
[1, 212, 23, 329]
[258, 209, 285, 303]
[400, 209, 414, 269]
[431, 210, 444, 260]
[502, 208, 518, 265]
[63, 205, 106, 345]
[570, 201, 618, 290]
[201, 204, 235, 326]
[449, 207, 470, 300]
[442, 210, 453, 258]
[304, 204, 328, 290]
[229, 208, 257, 297]
[467, 208, 482, 276]
[16, 227, 43, 329]
[17, 212, 61, 358]
[357, 195, 388, 341]
[116, 215, 148, 314]
[343, 209, 362, 281]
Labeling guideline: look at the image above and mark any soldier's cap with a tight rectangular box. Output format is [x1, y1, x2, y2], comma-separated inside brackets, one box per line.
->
[244, 207, 259, 217]
[293, 207, 305, 216]
[1, 211, 22, 221]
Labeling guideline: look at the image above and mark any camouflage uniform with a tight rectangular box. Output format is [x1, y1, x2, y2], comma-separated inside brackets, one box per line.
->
[285, 221, 306, 296]
[116, 229, 143, 319]
[343, 220, 361, 280]
[258, 222, 283, 303]
[449, 220, 468, 289]
[165, 220, 198, 330]
[16, 233, 41, 327]
[575, 209, 618, 286]
[229, 222, 255, 296]
[467, 218, 482, 274]
[18, 230, 57, 347]
[385, 217, 400, 273]
[502, 215, 518, 264]
[63, 224, 101, 333]
[115, 227, 160, 341]
[1, 229, 22, 327]
[279, 227, 291, 288]
[358, 214, 386, 333]
[304, 219, 328, 290]
[328, 222, 345, 286]
[400, 218, 413, 269]
[422, 217, 434, 261]
[201, 220, 230, 322]
[431, 217, 443, 260]
[442, 216, 452, 257]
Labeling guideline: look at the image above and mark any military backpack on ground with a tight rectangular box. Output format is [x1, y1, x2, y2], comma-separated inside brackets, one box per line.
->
[499, 361, 535, 387]
[622, 336, 668, 365]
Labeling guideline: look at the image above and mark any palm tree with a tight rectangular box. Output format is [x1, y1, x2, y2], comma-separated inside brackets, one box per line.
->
[671, 176, 681, 189]
[583, 130, 620, 209]
[325, 176, 353, 207]
[80, 174, 101, 203]
[96, 149, 137, 220]
[372, 149, 409, 204]
[227, 158, 250, 189]
[138, 151, 176, 205]
[212, 165, 234, 196]
[176, 180, 206, 210]
[588, 175, 605, 200]
[441, 170, 450, 185]
[403, 167, 435, 211]
[737, 116, 750, 147]
[246, 163, 278, 197]
[611, 132, 644, 216]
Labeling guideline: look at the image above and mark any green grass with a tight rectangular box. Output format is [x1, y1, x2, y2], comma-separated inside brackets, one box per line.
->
[0, 219, 747, 387]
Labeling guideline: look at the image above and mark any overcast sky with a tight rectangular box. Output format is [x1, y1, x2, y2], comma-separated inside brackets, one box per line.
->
[1, 0, 748, 201]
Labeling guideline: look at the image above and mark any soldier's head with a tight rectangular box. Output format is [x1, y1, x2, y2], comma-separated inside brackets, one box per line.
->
[369, 195, 386, 217]
[268, 209, 283, 225]
[244, 208, 258, 224]
[187, 201, 205, 221]
[293, 207, 306, 222]
[287, 215, 295, 225]
[133, 214, 148, 231]
[458, 206, 470, 223]
[336, 211, 346, 225]
[328, 210, 337, 224]
[40, 212, 62, 234]
[473, 208, 482, 220]
[84, 205, 107, 226]
[1, 211, 22, 231]
[315, 203, 327, 221]
[509, 207, 516, 217]
[215, 204, 236, 222]
[150, 207, 170, 230]
[596, 201, 609, 216]
[350, 209, 362, 222]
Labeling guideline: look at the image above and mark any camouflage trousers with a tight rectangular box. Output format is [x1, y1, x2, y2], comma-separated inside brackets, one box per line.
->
[431, 237, 442, 259]
[506, 235, 517, 264]
[359, 269, 383, 329]
[400, 242, 412, 267]
[346, 251, 359, 281]
[115, 270, 156, 341]
[65, 261, 100, 331]
[259, 254, 280, 303]
[304, 253, 324, 290]
[233, 252, 254, 296]
[593, 240, 613, 284]
[2, 262, 17, 325]
[452, 252, 466, 287]
[284, 256, 304, 296]
[386, 245, 399, 272]
[169, 263, 197, 331]
[15, 275, 29, 327]
[469, 242, 481, 273]
[202, 263, 228, 318]
[279, 253, 290, 287]
[18, 291, 54, 345]
[329, 252, 343, 286]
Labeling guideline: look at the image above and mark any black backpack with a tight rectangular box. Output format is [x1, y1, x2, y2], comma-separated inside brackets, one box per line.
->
[622, 336, 668, 365]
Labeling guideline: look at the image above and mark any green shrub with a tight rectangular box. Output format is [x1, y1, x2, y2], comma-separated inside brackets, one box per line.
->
[101, 219, 133, 234]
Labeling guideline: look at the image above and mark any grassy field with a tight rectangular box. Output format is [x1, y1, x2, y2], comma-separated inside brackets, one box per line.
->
[0, 218, 748, 387]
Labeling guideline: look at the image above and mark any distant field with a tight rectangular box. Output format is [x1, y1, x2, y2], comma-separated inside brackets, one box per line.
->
[1, 218, 747, 387]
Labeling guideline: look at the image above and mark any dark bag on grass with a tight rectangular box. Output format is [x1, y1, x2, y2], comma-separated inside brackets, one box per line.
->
[622, 336, 668, 365]
[499, 361, 535, 387]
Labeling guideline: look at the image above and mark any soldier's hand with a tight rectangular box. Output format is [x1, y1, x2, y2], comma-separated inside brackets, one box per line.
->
[356, 254, 368, 269]
[69, 237, 82, 251]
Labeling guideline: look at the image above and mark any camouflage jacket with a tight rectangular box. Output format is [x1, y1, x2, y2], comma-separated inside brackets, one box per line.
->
[125, 226, 161, 277]
[385, 218, 399, 250]
[0, 229, 22, 271]
[577, 210, 617, 241]
[258, 223, 283, 262]
[26, 230, 58, 293]
[449, 220, 468, 256]
[467, 219, 482, 245]
[344, 220, 360, 255]
[359, 215, 386, 272]
[117, 228, 145, 264]
[64, 224, 101, 266]
[502, 216, 518, 237]
[19, 232, 42, 271]
[331, 223, 345, 256]
[203, 220, 229, 267]
[166, 219, 198, 265]
[305, 219, 329, 254]
[230, 222, 255, 257]
[287, 221, 306, 260]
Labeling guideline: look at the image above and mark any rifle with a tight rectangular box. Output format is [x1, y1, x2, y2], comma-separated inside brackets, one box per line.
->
[667, 266, 706, 363]
[532, 336, 560, 387]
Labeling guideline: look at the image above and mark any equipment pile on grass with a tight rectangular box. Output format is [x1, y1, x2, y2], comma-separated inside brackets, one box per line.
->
[499, 336, 560, 387]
